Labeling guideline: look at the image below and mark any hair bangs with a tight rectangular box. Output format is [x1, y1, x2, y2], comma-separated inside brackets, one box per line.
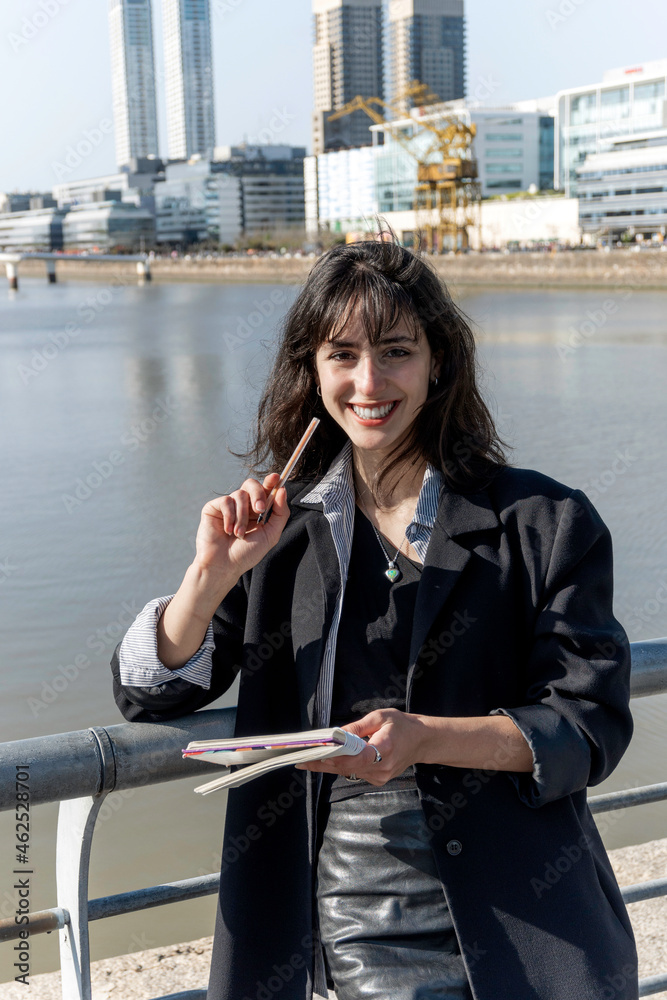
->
[318, 260, 422, 348]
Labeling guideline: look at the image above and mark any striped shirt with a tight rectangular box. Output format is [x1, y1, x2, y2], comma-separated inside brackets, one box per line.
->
[118, 440, 443, 726]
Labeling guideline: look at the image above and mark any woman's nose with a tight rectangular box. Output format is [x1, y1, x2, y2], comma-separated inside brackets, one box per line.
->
[356, 355, 385, 396]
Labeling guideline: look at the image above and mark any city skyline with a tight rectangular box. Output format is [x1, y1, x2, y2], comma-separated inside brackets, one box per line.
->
[0, 0, 665, 193]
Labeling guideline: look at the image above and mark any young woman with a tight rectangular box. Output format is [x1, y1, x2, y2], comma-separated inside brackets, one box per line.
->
[112, 238, 638, 1000]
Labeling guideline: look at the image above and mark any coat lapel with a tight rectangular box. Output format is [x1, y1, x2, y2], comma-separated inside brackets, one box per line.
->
[408, 484, 500, 678]
[290, 487, 342, 728]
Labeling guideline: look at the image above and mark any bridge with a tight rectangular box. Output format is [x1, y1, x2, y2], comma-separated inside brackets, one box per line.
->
[0, 252, 151, 289]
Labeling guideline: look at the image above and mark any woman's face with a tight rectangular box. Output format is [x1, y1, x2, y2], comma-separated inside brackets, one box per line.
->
[314, 309, 440, 461]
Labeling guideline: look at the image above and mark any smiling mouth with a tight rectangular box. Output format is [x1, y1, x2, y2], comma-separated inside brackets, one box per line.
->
[348, 401, 399, 420]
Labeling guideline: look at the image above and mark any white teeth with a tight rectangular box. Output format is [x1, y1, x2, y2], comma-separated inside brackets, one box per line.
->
[352, 402, 395, 419]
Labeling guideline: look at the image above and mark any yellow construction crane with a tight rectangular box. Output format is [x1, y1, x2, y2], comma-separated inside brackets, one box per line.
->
[328, 82, 481, 252]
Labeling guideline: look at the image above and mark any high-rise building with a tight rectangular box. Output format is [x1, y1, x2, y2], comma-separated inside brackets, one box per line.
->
[312, 0, 384, 155]
[108, 0, 159, 168]
[163, 0, 216, 161]
[556, 60, 667, 196]
[388, 0, 465, 111]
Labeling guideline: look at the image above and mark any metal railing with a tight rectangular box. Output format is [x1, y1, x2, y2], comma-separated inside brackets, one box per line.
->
[1, 638, 667, 1000]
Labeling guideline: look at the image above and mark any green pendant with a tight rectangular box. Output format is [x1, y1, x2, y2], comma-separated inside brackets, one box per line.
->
[385, 565, 401, 583]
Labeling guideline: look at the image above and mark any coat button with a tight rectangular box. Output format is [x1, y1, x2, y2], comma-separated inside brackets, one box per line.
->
[446, 839, 462, 856]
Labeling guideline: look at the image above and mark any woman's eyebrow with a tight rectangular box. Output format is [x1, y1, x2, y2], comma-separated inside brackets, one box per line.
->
[327, 334, 417, 348]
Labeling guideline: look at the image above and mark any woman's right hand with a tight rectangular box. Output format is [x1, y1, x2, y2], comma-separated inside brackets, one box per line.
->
[192, 473, 291, 581]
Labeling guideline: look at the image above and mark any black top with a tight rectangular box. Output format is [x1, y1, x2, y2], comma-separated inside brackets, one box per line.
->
[328, 504, 422, 800]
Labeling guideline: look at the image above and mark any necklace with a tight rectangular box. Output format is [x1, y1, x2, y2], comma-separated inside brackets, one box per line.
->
[355, 483, 410, 583]
[369, 521, 407, 583]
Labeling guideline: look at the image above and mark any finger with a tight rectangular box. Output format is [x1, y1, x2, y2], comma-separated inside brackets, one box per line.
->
[262, 472, 281, 489]
[241, 477, 273, 516]
[266, 486, 290, 524]
[258, 473, 283, 517]
[225, 490, 248, 537]
[342, 711, 386, 739]
[203, 497, 235, 536]
[232, 490, 255, 538]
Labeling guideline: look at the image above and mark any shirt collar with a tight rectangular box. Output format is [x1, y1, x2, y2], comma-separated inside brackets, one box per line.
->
[299, 440, 442, 526]
[298, 441, 354, 508]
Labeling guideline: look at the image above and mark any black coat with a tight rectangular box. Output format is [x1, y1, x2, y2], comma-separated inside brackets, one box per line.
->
[112, 466, 638, 1000]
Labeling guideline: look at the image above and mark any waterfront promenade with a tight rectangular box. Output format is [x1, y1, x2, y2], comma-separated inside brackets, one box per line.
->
[2, 837, 665, 999]
[9, 248, 667, 289]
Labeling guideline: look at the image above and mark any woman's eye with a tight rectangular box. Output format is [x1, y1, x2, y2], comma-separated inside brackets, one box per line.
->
[329, 349, 410, 361]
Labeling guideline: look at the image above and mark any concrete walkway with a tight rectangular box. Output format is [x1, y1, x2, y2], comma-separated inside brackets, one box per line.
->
[2, 838, 665, 1000]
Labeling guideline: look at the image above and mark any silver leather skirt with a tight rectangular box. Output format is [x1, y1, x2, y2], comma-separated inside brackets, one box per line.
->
[316, 783, 473, 1000]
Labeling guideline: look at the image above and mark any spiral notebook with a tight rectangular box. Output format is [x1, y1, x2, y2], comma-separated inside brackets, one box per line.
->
[182, 727, 367, 795]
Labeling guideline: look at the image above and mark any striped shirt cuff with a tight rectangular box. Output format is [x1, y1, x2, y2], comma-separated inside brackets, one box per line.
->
[117, 595, 215, 690]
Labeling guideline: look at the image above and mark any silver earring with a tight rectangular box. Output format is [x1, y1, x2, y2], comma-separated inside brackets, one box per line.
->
[316, 385, 322, 396]
[431, 377, 439, 387]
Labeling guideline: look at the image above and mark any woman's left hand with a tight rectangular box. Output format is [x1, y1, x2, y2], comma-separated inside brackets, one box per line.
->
[295, 709, 427, 787]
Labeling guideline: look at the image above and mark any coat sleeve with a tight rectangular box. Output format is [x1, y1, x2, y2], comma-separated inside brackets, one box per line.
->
[111, 573, 250, 723]
[491, 489, 633, 808]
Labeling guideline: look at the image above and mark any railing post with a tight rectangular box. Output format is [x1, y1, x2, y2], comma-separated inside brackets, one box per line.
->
[46, 259, 57, 284]
[56, 728, 115, 1000]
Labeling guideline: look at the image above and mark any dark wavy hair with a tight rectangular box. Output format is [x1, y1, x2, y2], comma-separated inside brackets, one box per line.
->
[235, 237, 508, 505]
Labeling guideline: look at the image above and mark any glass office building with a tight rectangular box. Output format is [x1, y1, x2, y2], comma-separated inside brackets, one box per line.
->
[108, 0, 159, 168]
[577, 142, 667, 242]
[556, 60, 667, 195]
[154, 146, 306, 245]
[163, 0, 216, 160]
[0, 207, 66, 251]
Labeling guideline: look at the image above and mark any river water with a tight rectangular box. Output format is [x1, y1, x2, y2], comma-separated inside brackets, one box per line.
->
[1, 276, 666, 978]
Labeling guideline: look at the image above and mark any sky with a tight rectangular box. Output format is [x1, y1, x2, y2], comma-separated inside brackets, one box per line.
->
[0, 0, 665, 193]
